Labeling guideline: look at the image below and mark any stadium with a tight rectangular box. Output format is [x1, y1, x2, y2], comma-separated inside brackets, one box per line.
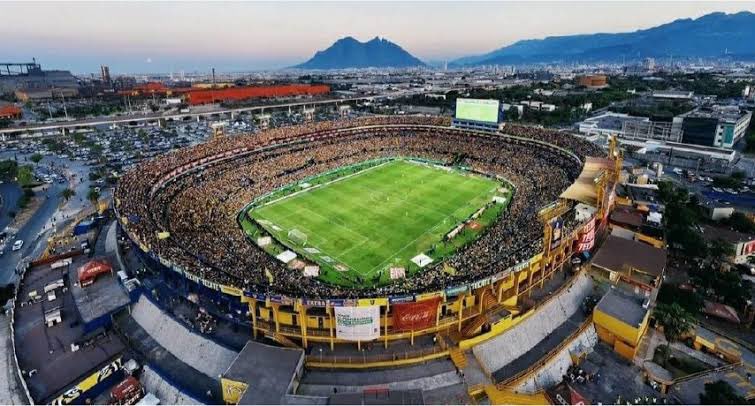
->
[113, 107, 618, 357]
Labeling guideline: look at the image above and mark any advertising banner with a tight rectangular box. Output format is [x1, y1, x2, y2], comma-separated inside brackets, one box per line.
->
[392, 297, 441, 332]
[741, 240, 755, 256]
[550, 217, 564, 250]
[334, 306, 380, 341]
[357, 297, 388, 307]
[576, 219, 596, 252]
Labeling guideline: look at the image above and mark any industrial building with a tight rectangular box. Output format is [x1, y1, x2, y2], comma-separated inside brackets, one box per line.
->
[0, 104, 22, 120]
[578, 112, 683, 142]
[0, 61, 78, 95]
[576, 74, 608, 88]
[680, 106, 752, 149]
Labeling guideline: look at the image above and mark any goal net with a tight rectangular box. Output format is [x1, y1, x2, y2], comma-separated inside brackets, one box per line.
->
[288, 229, 308, 246]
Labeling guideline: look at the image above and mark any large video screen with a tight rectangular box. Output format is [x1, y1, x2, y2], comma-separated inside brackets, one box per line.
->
[455, 98, 500, 124]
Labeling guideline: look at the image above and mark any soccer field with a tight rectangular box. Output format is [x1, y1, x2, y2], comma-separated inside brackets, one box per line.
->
[249, 159, 503, 286]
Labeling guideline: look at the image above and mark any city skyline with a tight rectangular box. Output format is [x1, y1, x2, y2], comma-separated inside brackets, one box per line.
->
[2, 1, 755, 74]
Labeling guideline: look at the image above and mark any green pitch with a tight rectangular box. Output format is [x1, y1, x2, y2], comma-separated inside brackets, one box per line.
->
[248, 159, 504, 287]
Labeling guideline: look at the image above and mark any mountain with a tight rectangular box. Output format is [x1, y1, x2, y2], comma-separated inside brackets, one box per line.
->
[294, 36, 426, 69]
[453, 11, 755, 66]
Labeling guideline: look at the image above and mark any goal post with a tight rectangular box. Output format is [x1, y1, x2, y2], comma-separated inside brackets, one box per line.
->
[288, 229, 308, 246]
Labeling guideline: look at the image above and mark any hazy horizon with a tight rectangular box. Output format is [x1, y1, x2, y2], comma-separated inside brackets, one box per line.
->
[2, 1, 755, 75]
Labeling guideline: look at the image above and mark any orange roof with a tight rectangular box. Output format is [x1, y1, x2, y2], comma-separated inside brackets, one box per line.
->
[0, 105, 21, 117]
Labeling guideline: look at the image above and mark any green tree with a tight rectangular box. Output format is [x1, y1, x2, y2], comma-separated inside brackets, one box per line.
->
[60, 188, 75, 202]
[29, 153, 43, 164]
[86, 188, 100, 206]
[0, 160, 18, 180]
[707, 238, 736, 263]
[654, 302, 694, 343]
[722, 212, 755, 234]
[699, 380, 746, 404]
[16, 165, 35, 187]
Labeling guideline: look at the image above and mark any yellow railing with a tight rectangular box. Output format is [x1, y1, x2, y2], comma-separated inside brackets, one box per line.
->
[306, 345, 448, 368]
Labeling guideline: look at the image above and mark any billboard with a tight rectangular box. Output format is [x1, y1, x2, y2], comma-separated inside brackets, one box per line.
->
[392, 297, 441, 332]
[455, 98, 500, 124]
[334, 306, 380, 341]
[576, 219, 596, 252]
[550, 217, 564, 250]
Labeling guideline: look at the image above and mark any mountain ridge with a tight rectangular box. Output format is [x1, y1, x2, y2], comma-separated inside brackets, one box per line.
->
[452, 11, 755, 66]
[294, 36, 426, 70]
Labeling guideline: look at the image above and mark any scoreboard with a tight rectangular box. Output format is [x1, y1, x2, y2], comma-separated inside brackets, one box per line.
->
[455, 98, 500, 124]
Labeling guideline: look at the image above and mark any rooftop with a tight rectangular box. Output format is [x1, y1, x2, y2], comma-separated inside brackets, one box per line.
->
[13, 261, 125, 403]
[224, 340, 304, 405]
[68, 254, 131, 325]
[700, 224, 755, 244]
[592, 235, 667, 278]
[595, 288, 648, 328]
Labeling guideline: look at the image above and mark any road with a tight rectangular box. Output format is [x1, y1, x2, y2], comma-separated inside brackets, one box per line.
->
[0, 183, 22, 231]
[0, 89, 444, 137]
[0, 153, 92, 286]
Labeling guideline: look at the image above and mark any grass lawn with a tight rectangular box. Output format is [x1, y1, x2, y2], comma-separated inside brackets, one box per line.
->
[248, 159, 506, 287]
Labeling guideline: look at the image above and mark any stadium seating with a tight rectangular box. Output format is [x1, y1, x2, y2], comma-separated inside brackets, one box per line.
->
[140, 365, 202, 405]
[298, 359, 461, 397]
[513, 324, 598, 393]
[472, 272, 594, 375]
[115, 116, 602, 299]
[131, 296, 238, 378]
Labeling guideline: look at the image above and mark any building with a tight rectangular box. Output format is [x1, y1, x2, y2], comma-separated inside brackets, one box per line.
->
[593, 288, 651, 360]
[621, 138, 738, 174]
[519, 100, 557, 112]
[591, 235, 667, 295]
[700, 224, 755, 264]
[577, 75, 608, 88]
[621, 115, 684, 143]
[100, 65, 111, 84]
[651, 90, 694, 100]
[578, 112, 682, 142]
[681, 107, 752, 149]
[0, 104, 22, 120]
[0, 61, 78, 94]
[14, 87, 78, 102]
[220, 341, 304, 404]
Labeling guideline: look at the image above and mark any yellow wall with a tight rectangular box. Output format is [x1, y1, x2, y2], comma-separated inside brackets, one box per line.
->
[221, 378, 249, 405]
[593, 307, 648, 347]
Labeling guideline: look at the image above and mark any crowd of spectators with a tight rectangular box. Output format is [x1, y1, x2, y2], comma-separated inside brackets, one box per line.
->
[115, 116, 603, 299]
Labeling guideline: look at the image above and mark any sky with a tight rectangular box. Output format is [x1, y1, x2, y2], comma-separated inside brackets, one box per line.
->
[2, 1, 754, 74]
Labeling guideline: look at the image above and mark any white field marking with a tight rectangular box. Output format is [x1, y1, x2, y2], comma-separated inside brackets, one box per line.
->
[255, 159, 393, 208]
[363, 178, 502, 279]
[267, 220, 361, 275]
[257, 159, 502, 280]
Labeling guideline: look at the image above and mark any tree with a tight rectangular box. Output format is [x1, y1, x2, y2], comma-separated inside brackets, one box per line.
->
[699, 380, 745, 404]
[16, 165, 35, 187]
[723, 212, 755, 234]
[654, 303, 694, 342]
[707, 238, 736, 263]
[29, 153, 43, 164]
[60, 188, 75, 202]
[86, 188, 100, 206]
[654, 303, 695, 368]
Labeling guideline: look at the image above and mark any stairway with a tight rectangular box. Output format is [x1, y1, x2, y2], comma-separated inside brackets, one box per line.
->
[269, 332, 301, 349]
[483, 291, 498, 310]
[449, 346, 468, 370]
[461, 314, 488, 338]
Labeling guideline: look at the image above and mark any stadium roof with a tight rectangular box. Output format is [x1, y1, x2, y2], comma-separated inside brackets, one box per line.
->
[560, 157, 613, 206]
